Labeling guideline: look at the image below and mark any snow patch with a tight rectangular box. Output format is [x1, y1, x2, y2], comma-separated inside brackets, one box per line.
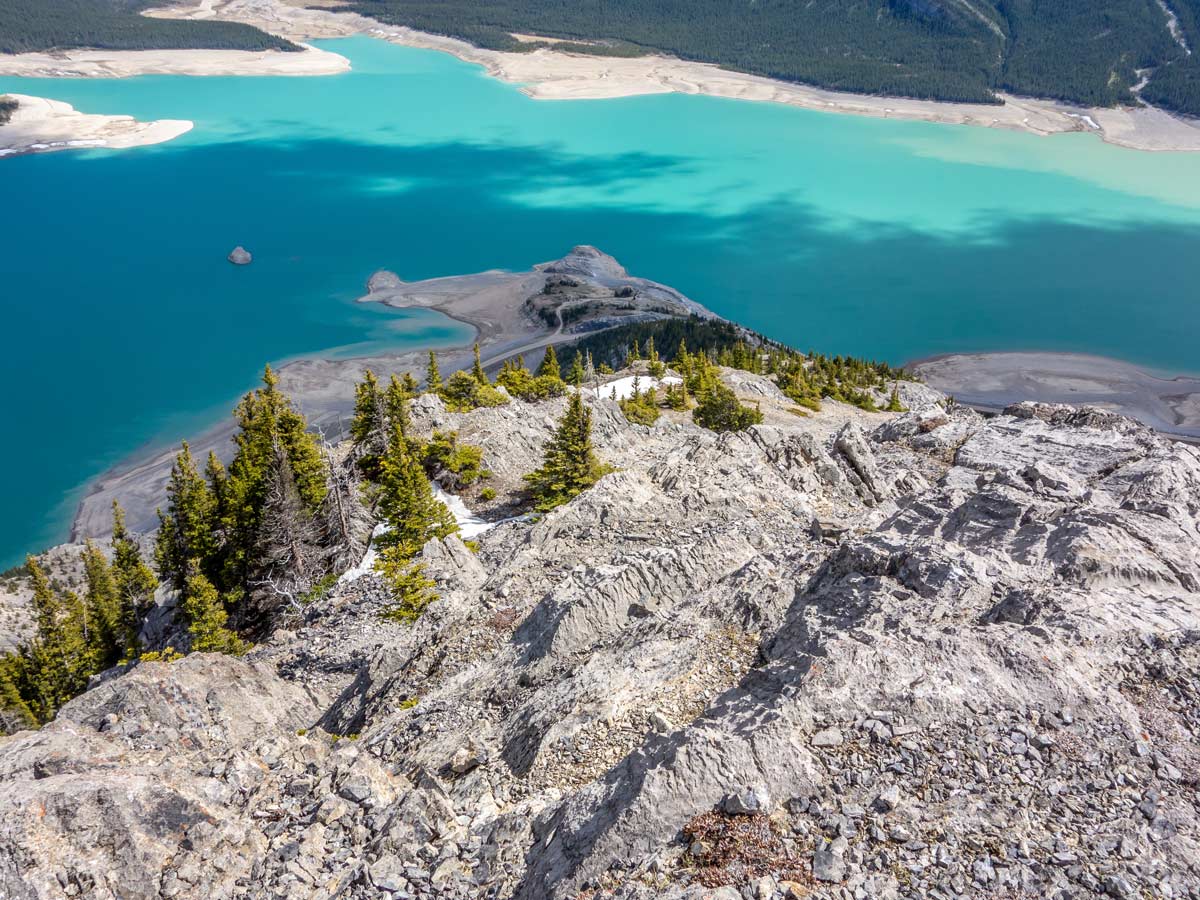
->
[584, 374, 681, 401]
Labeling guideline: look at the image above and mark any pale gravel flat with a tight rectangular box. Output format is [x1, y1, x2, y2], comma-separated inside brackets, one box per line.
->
[158, 0, 1200, 153]
[2, 0, 1196, 152]
[0, 94, 192, 158]
[912, 351, 1200, 439]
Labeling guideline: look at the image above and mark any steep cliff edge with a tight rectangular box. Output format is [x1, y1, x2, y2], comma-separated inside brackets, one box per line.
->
[1, 371, 1197, 900]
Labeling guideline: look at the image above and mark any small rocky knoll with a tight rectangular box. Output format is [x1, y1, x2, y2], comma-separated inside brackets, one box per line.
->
[0, 371, 1197, 900]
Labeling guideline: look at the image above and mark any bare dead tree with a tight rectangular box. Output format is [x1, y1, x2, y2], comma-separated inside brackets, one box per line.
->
[240, 441, 323, 634]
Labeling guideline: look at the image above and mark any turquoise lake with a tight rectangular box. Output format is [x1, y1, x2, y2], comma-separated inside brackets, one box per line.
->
[3, 35, 1200, 567]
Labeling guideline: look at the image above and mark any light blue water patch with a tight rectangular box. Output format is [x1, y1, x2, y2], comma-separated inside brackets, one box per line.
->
[2, 34, 1200, 566]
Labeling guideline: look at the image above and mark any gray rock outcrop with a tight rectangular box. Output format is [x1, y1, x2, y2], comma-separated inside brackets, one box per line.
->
[2, 372, 1198, 900]
[228, 246, 252, 265]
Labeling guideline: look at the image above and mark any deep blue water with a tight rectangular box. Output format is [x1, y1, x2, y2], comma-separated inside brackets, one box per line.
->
[2, 35, 1200, 566]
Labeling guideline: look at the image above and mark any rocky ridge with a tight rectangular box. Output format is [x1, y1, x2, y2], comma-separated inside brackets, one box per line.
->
[0, 371, 1198, 900]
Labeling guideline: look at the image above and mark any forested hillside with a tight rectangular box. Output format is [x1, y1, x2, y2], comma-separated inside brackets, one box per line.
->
[0, 0, 297, 54]
[340, 0, 1200, 115]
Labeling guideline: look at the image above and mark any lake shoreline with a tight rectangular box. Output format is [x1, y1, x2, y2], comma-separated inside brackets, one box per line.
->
[0, 93, 192, 157]
[908, 350, 1200, 440]
[1, 0, 1197, 153]
[69, 247, 711, 540]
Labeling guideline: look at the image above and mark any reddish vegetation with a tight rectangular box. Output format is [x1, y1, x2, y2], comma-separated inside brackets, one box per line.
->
[681, 810, 810, 888]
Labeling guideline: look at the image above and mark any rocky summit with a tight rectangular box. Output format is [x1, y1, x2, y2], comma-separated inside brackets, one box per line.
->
[1, 372, 1198, 900]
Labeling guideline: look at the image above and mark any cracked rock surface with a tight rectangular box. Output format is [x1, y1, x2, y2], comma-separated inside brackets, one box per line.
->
[1, 373, 1198, 900]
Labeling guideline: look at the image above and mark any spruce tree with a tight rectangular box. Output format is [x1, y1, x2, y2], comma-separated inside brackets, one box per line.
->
[220, 367, 327, 593]
[425, 351, 443, 392]
[81, 542, 121, 668]
[375, 552, 438, 624]
[472, 343, 487, 385]
[385, 374, 412, 437]
[155, 441, 218, 593]
[0, 654, 36, 732]
[377, 424, 458, 558]
[373, 424, 457, 618]
[566, 351, 585, 387]
[537, 345, 561, 380]
[693, 381, 764, 432]
[180, 570, 246, 655]
[524, 393, 611, 511]
[25, 558, 92, 719]
[351, 369, 390, 478]
[110, 501, 156, 656]
[645, 337, 666, 377]
[350, 369, 384, 445]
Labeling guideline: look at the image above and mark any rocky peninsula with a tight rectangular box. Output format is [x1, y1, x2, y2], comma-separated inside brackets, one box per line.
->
[69, 246, 712, 539]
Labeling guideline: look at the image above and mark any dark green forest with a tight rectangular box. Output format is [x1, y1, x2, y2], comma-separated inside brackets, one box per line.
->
[0, 97, 16, 125]
[338, 0, 1200, 116]
[0, 0, 297, 54]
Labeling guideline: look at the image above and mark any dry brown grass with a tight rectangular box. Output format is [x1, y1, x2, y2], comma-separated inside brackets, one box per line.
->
[681, 810, 811, 888]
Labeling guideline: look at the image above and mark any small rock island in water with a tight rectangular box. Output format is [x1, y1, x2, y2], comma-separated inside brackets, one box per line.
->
[227, 246, 252, 265]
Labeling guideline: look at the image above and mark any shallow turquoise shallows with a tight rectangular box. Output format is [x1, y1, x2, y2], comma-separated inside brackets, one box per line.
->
[2, 35, 1200, 567]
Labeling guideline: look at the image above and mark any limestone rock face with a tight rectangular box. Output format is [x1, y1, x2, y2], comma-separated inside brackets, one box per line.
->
[227, 246, 252, 265]
[2, 375, 1199, 900]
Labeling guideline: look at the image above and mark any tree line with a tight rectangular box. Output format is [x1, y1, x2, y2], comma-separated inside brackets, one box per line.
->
[341, 0, 1200, 115]
[0, 0, 298, 55]
[1, 324, 909, 732]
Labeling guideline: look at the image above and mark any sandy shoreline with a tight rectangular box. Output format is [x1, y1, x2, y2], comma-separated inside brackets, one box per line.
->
[1, 0, 1196, 152]
[0, 42, 349, 79]
[0, 93, 192, 157]
[159, 0, 1200, 153]
[910, 351, 1200, 439]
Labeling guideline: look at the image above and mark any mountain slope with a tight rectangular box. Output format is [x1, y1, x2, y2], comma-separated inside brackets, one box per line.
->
[0, 0, 297, 54]
[339, 0, 1200, 115]
[1, 371, 1197, 899]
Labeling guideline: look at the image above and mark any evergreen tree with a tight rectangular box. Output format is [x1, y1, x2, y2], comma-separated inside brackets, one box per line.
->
[425, 351, 443, 392]
[693, 381, 763, 432]
[537, 345, 561, 380]
[180, 569, 246, 655]
[81, 541, 121, 667]
[472, 343, 488, 385]
[385, 374, 412, 437]
[375, 553, 438, 624]
[619, 376, 660, 425]
[155, 441, 218, 593]
[377, 424, 458, 558]
[886, 383, 906, 412]
[220, 367, 327, 593]
[0, 654, 36, 733]
[350, 369, 393, 478]
[110, 501, 156, 656]
[350, 369, 384, 445]
[646, 337, 665, 377]
[566, 351, 585, 387]
[524, 393, 611, 511]
[373, 424, 458, 620]
[25, 558, 92, 719]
